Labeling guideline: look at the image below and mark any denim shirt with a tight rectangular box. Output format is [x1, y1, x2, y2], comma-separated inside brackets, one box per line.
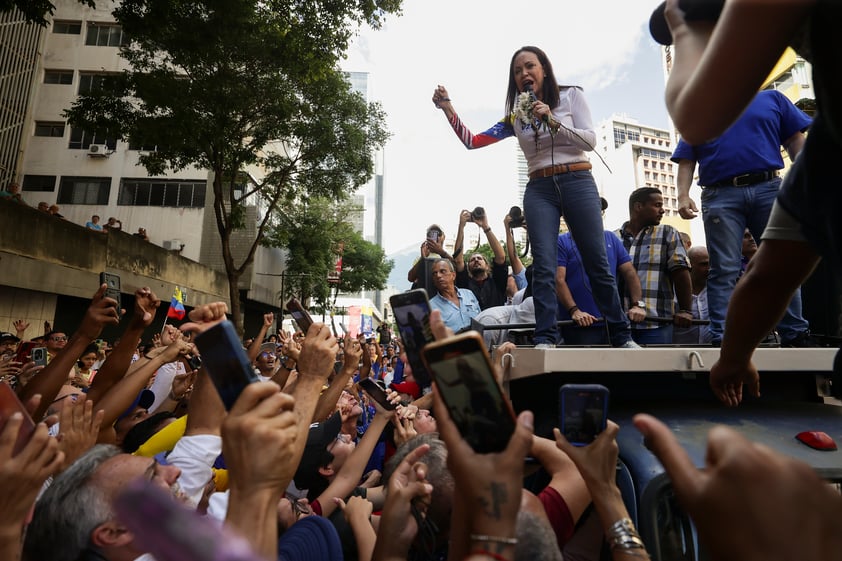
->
[430, 288, 481, 332]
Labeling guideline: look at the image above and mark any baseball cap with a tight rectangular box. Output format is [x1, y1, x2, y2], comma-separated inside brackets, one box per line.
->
[0, 332, 20, 343]
[649, 0, 725, 46]
[389, 380, 421, 400]
[293, 412, 342, 492]
[116, 388, 156, 424]
[277, 515, 343, 561]
[258, 342, 277, 355]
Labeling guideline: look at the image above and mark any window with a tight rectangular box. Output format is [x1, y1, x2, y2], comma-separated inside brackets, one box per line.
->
[127, 139, 157, 152]
[34, 122, 65, 137]
[119, 179, 206, 208]
[85, 23, 126, 47]
[68, 127, 117, 150]
[52, 20, 82, 34]
[22, 175, 57, 192]
[78, 72, 115, 94]
[58, 177, 111, 205]
[44, 70, 73, 85]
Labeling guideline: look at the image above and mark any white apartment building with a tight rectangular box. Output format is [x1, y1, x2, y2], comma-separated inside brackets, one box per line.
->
[592, 115, 678, 230]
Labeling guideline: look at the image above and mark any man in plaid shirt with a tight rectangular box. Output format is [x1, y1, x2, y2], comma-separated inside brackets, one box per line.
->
[616, 187, 693, 345]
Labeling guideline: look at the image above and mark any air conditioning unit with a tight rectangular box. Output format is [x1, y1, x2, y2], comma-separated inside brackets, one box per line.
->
[87, 144, 109, 157]
[163, 239, 184, 251]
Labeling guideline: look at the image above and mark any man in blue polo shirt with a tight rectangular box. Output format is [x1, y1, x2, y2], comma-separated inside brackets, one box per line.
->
[673, 90, 814, 347]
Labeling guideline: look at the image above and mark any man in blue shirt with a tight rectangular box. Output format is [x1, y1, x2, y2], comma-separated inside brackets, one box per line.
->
[673, 90, 814, 347]
[428, 258, 481, 333]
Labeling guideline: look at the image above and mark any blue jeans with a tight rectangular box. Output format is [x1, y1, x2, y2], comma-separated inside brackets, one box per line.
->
[523, 172, 632, 346]
[631, 324, 673, 345]
[701, 178, 809, 342]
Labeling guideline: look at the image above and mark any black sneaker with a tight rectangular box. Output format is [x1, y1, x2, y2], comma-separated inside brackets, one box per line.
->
[781, 331, 823, 348]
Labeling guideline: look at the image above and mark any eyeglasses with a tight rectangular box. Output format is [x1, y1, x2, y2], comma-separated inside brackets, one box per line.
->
[259, 352, 275, 359]
[50, 336, 68, 342]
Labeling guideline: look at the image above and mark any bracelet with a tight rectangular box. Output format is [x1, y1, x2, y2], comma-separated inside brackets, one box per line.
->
[483, 226, 492, 233]
[606, 518, 647, 551]
[568, 305, 579, 315]
[435, 97, 452, 108]
[469, 550, 510, 561]
[469, 534, 518, 546]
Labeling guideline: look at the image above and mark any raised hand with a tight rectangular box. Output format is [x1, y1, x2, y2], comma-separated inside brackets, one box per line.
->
[179, 302, 229, 335]
[56, 397, 104, 472]
[130, 287, 160, 329]
[12, 320, 29, 337]
[78, 284, 121, 339]
[296, 324, 338, 382]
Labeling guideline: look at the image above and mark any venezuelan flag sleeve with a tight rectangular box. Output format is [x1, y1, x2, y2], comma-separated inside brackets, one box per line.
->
[448, 112, 514, 149]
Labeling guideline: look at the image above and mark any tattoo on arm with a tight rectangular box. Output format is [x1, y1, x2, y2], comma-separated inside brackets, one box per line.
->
[478, 482, 508, 520]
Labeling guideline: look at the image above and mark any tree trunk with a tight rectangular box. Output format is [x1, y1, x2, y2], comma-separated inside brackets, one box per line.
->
[227, 270, 242, 335]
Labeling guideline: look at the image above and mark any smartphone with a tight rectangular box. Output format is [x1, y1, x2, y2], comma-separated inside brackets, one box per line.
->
[427, 230, 439, 243]
[389, 289, 434, 387]
[286, 298, 313, 333]
[422, 331, 516, 453]
[359, 378, 397, 411]
[0, 382, 36, 456]
[115, 478, 264, 561]
[31, 347, 47, 367]
[195, 320, 259, 410]
[559, 383, 609, 447]
[99, 271, 122, 321]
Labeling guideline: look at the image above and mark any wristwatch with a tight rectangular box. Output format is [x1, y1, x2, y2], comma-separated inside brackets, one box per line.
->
[633, 300, 645, 309]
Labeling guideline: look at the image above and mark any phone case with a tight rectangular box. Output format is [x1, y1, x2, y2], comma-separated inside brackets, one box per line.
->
[359, 378, 397, 411]
[559, 383, 609, 447]
[421, 331, 516, 453]
[389, 289, 434, 387]
[286, 298, 313, 333]
[99, 271, 122, 320]
[195, 321, 259, 410]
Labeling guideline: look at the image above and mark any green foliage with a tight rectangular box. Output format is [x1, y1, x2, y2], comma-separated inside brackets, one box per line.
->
[267, 197, 392, 309]
[0, 0, 96, 26]
[62, 0, 401, 327]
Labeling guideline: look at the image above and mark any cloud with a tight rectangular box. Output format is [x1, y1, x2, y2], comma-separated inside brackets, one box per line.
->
[343, 0, 665, 256]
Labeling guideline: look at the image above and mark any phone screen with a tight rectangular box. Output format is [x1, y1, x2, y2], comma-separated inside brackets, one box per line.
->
[559, 384, 609, 447]
[359, 378, 397, 411]
[99, 272, 122, 320]
[195, 321, 259, 410]
[422, 332, 515, 453]
[0, 382, 36, 455]
[286, 298, 313, 333]
[390, 289, 434, 387]
[31, 347, 47, 367]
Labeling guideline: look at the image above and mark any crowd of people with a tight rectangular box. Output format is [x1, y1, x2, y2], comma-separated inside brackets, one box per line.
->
[0, 0, 841, 559]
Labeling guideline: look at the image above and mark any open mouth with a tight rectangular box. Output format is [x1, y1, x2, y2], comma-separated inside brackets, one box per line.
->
[522, 79, 534, 91]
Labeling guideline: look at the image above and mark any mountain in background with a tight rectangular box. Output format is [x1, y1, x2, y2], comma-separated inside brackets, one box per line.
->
[385, 243, 419, 292]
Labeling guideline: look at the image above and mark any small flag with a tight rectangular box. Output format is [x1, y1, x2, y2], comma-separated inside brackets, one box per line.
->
[167, 286, 186, 320]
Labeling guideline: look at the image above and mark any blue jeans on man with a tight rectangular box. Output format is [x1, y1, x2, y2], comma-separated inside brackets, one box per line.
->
[524, 172, 632, 346]
[701, 178, 809, 343]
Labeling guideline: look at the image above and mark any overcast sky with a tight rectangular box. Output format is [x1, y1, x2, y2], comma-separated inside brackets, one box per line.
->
[343, 0, 674, 255]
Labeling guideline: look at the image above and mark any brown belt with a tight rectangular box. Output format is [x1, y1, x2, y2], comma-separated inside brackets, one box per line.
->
[529, 162, 592, 180]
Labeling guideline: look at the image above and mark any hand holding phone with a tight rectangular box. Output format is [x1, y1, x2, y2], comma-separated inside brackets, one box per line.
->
[286, 298, 313, 334]
[195, 320, 259, 410]
[422, 331, 515, 453]
[389, 289, 434, 388]
[31, 347, 47, 367]
[359, 378, 397, 411]
[559, 384, 609, 447]
[99, 272, 122, 321]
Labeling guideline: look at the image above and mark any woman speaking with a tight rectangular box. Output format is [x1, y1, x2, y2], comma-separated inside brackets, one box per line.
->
[433, 46, 637, 348]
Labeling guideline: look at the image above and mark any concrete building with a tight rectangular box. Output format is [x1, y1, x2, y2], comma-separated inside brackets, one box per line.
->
[0, 1, 288, 337]
[592, 115, 679, 231]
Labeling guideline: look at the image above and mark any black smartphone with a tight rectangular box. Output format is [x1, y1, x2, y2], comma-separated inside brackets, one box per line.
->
[0, 382, 36, 456]
[359, 377, 397, 411]
[195, 320, 259, 410]
[286, 298, 313, 333]
[559, 383, 609, 447]
[389, 289, 434, 387]
[31, 347, 47, 367]
[99, 271, 122, 321]
[422, 331, 516, 453]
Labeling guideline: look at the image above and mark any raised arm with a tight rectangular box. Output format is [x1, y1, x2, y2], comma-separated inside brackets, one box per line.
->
[453, 210, 471, 272]
[503, 214, 524, 276]
[247, 312, 274, 362]
[432, 85, 513, 150]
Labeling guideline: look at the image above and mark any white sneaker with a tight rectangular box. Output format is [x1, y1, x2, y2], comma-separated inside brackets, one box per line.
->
[534, 343, 556, 350]
[618, 340, 641, 349]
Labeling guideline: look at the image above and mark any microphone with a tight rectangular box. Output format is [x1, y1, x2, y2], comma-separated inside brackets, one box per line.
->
[524, 84, 549, 124]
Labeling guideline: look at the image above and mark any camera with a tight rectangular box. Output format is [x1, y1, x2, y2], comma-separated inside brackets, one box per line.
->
[508, 205, 525, 228]
[468, 206, 485, 223]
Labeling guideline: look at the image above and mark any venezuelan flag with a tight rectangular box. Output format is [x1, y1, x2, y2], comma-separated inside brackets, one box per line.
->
[167, 286, 186, 320]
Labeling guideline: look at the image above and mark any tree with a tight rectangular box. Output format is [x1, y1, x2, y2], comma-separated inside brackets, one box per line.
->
[64, 0, 400, 332]
[0, 0, 95, 26]
[267, 197, 393, 313]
